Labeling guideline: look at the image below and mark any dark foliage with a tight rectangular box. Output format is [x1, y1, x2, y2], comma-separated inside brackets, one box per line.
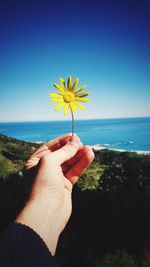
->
[0, 134, 150, 266]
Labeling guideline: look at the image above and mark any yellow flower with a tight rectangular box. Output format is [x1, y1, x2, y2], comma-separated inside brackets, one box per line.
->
[48, 76, 90, 115]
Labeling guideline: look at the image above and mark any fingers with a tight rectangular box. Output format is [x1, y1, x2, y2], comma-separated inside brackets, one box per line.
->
[51, 135, 82, 165]
[65, 148, 95, 184]
[32, 133, 72, 157]
[31, 144, 49, 157]
[64, 178, 73, 193]
[25, 157, 40, 170]
[61, 145, 92, 173]
[25, 133, 73, 169]
[46, 133, 73, 151]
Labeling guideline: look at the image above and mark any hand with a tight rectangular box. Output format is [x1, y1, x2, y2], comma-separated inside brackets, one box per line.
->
[16, 133, 94, 255]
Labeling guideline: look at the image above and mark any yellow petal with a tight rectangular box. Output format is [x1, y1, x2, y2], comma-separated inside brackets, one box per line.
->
[51, 98, 63, 103]
[53, 83, 64, 94]
[72, 78, 79, 91]
[54, 102, 65, 111]
[69, 102, 77, 113]
[64, 104, 69, 115]
[67, 75, 72, 91]
[59, 77, 64, 86]
[77, 92, 90, 97]
[60, 78, 66, 91]
[49, 93, 62, 98]
[75, 97, 90, 103]
[74, 102, 85, 110]
[75, 85, 87, 94]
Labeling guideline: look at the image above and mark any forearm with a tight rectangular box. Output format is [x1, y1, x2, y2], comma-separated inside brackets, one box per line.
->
[16, 197, 61, 255]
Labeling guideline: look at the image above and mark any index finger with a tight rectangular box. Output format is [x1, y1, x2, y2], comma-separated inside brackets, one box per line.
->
[32, 133, 73, 157]
[47, 132, 73, 151]
[25, 133, 73, 169]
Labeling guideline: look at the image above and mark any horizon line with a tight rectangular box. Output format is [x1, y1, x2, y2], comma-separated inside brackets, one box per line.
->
[0, 115, 150, 123]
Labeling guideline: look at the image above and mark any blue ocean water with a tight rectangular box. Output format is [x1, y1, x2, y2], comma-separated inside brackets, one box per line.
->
[0, 117, 150, 152]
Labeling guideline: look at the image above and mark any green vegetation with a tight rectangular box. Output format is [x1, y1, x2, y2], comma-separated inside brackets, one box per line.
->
[0, 134, 40, 178]
[95, 250, 138, 267]
[77, 161, 107, 191]
[0, 134, 150, 267]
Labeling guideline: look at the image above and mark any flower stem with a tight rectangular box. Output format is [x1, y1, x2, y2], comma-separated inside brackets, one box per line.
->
[71, 109, 74, 137]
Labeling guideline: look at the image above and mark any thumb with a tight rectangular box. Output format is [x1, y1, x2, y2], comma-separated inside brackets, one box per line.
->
[51, 135, 82, 165]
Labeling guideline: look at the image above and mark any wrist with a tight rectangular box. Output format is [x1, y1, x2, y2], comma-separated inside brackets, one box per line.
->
[16, 197, 61, 255]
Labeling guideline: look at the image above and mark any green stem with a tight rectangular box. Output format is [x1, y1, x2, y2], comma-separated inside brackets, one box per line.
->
[71, 109, 74, 137]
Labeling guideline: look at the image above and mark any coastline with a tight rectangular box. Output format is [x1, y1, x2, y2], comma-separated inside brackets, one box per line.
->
[0, 117, 149, 154]
[32, 141, 150, 155]
[90, 145, 150, 155]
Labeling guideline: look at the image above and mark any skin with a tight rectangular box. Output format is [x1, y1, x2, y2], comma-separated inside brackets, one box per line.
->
[16, 133, 94, 255]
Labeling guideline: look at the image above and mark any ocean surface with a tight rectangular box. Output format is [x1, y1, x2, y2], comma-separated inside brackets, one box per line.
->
[0, 117, 150, 152]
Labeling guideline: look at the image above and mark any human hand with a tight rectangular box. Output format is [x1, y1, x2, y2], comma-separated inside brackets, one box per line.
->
[16, 133, 94, 255]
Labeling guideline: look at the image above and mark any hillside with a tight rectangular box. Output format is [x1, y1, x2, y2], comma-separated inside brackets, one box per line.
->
[1, 133, 149, 190]
[0, 134, 40, 178]
[0, 134, 150, 267]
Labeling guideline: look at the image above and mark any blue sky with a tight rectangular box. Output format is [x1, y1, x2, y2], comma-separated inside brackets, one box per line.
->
[0, 0, 150, 122]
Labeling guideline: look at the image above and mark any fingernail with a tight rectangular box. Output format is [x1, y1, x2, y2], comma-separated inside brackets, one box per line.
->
[70, 135, 80, 145]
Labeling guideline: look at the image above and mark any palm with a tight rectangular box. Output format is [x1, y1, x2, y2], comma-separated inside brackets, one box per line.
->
[26, 134, 93, 186]
[25, 134, 94, 231]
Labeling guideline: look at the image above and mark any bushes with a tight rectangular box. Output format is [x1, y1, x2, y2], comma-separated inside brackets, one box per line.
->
[95, 250, 138, 267]
[0, 135, 150, 267]
[0, 156, 16, 178]
[0, 134, 40, 179]
[77, 161, 105, 191]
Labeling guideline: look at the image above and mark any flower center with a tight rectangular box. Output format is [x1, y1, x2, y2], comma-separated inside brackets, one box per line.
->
[63, 92, 75, 103]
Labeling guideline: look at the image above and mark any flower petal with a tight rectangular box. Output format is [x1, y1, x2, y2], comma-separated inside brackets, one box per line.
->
[51, 98, 63, 103]
[72, 78, 79, 91]
[75, 97, 90, 103]
[59, 77, 64, 86]
[70, 102, 77, 113]
[67, 75, 72, 91]
[54, 102, 65, 111]
[64, 103, 69, 115]
[53, 83, 64, 94]
[60, 78, 66, 91]
[74, 102, 85, 110]
[49, 93, 62, 98]
[75, 85, 87, 94]
[77, 92, 90, 97]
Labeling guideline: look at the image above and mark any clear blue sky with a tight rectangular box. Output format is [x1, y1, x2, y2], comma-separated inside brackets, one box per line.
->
[0, 0, 150, 122]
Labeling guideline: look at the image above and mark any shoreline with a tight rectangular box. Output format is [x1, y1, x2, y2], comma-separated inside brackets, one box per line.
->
[90, 145, 150, 155]
[32, 141, 150, 155]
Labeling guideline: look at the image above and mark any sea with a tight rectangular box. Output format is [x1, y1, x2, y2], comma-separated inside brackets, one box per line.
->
[0, 117, 150, 152]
